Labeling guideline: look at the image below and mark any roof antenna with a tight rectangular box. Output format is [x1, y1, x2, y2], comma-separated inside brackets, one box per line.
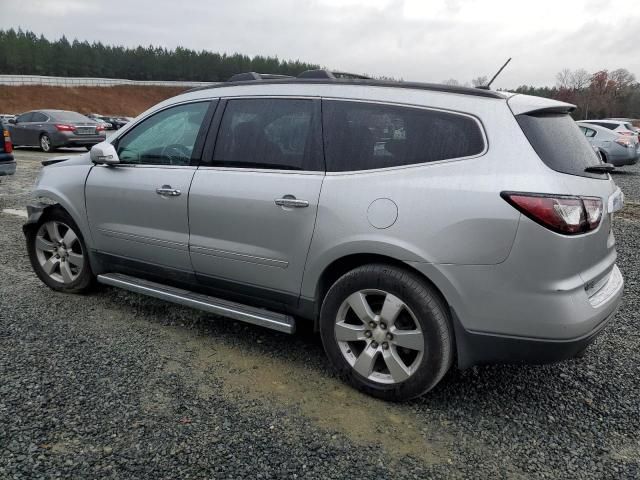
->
[478, 57, 512, 90]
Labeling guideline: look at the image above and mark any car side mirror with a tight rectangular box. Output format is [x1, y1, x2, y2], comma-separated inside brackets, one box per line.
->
[90, 141, 120, 165]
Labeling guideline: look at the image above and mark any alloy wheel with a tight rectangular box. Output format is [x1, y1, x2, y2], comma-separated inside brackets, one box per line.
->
[34, 220, 84, 284]
[40, 135, 51, 152]
[334, 289, 425, 385]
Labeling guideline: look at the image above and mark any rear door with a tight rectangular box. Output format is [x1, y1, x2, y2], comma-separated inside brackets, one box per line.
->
[29, 112, 49, 145]
[85, 100, 214, 272]
[189, 97, 324, 302]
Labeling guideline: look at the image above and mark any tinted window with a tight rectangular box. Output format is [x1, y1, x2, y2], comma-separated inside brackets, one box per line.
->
[517, 113, 605, 179]
[17, 113, 33, 123]
[322, 100, 485, 172]
[31, 112, 48, 122]
[593, 122, 617, 130]
[213, 99, 321, 171]
[116, 102, 209, 166]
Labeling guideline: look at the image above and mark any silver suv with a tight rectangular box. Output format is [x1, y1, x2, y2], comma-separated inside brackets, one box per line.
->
[23, 70, 625, 401]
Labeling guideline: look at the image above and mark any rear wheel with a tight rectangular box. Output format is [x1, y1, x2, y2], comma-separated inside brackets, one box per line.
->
[40, 134, 53, 153]
[320, 264, 453, 401]
[26, 207, 94, 293]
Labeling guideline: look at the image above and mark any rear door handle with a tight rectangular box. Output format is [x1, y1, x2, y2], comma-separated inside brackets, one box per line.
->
[156, 185, 181, 197]
[275, 196, 309, 208]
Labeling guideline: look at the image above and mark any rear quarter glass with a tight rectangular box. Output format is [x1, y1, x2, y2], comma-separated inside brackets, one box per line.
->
[516, 113, 607, 180]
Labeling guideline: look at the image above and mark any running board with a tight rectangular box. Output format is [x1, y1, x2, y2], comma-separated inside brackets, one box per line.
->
[97, 273, 296, 334]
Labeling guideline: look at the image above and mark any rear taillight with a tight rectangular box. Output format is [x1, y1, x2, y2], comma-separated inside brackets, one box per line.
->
[2, 129, 12, 154]
[96, 125, 105, 132]
[501, 192, 603, 235]
[615, 136, 633, 148]
[55, 124, 75, 132]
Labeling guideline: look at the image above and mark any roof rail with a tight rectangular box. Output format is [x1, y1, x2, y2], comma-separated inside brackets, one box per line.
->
[297, 69, 371, 80]
[227, 72, 294, 82]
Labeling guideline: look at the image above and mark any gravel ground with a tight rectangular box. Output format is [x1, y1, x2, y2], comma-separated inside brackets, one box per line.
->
[1, 150, 639, 479]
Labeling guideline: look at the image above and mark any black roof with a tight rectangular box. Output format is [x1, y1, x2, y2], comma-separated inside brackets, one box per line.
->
[188, 69, 505, 99]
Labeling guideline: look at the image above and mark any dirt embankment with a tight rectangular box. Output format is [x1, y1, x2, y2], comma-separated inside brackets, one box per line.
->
[0, 85, 189, 116]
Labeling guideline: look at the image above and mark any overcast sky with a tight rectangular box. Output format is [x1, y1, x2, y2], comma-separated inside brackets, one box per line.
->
[2, 0, 638, 88]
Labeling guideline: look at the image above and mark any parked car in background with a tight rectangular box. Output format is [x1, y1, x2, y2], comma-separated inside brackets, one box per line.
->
[86, 114, 113, 130]
[87, 113, 130, 130]
[581, 119, 640, 140]
[0, 126, 15, 176]
[8, 110, 106, 152]
[0, 114, 16, 127]
[23, 71, 625, 401]
[578, 121, 639, 167]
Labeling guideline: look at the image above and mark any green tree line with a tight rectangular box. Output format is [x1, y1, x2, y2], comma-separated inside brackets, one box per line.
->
[0, 29, 319, 81]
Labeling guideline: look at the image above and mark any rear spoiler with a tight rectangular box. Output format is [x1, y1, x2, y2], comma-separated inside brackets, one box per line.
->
[507, 94, 576, 116]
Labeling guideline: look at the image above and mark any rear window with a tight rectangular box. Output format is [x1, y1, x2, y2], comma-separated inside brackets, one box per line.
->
[50, 111, 91, 123]
[323, 100, 485, 172]
[517, 113, 606, 179]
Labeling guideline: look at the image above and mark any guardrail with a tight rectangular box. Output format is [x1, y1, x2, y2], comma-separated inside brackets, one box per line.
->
[0, 74, 216, 88]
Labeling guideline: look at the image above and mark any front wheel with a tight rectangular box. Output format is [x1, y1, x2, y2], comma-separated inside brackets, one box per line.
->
[320, 264, 453, 401]
[26, 207, 95, 293]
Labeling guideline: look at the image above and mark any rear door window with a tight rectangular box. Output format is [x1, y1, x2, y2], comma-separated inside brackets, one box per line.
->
[322, 100, 485, 172]
[31, 112, 48, 122]
[517, 113, 606, 179]
[212, 98, 322, 171]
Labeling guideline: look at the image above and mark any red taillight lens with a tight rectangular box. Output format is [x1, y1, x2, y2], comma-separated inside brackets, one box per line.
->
[3, 129, 12, 153]
[501, 192, 602, 235]
[55, 124, 75, 132]
[96, 125, 105, 132]
[583, 198, 603, 230]
[615, 136, 633, 147]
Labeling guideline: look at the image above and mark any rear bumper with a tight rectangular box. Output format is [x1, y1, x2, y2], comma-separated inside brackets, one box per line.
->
[0, 156, 16, 176]
[452, 306, 617, 369]
[607, 148, 638, 166]
[51, 131, 105, 147]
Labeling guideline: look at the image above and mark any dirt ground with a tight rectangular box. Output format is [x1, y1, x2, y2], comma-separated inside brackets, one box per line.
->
[0, 85, 188, 116]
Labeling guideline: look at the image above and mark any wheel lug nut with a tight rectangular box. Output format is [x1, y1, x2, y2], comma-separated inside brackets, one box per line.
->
[369, 321, 376, 328]
[371, 341, 379, 349]
[386, 332, 393, 340]
[382, 342, 389, 350]
[364, 330, 372, 338]
[380, 322, 387, 330]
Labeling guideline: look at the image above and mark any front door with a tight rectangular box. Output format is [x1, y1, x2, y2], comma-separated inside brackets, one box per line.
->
[189, 98, 324, 301]
[10, 112, 33, 145]
[85, 100, 213, 272]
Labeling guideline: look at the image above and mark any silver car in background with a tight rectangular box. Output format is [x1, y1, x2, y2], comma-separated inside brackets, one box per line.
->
[22, 71, 625, 401]
[578, 121, 639, 166]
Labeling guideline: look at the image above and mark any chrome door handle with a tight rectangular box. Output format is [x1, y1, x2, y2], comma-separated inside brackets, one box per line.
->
[275, 196, 309, 208]
[156, 185, 181, 197]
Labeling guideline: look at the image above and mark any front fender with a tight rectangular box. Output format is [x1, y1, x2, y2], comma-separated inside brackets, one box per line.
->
[31, 161, 94, 248]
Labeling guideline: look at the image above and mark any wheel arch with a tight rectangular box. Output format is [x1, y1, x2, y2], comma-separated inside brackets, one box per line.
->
[312, 253, 453, 332]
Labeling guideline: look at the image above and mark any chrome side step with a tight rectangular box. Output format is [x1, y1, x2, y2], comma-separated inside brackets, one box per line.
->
[97, 273, 296, 334]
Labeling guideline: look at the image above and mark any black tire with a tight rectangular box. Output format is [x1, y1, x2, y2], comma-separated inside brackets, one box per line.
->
[85, 145, 95, 152]
[26, 206, 95, 293]
[40, 133, 54, 153]
[319, 264, 453, 401]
